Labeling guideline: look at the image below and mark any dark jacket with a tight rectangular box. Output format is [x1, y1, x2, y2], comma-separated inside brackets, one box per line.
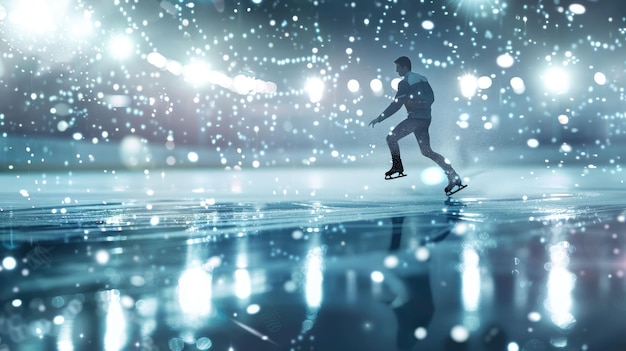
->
[378, 72, 434, 120]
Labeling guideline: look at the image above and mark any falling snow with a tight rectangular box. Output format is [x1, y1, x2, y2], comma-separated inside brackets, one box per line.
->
[0, 0, 623, 171]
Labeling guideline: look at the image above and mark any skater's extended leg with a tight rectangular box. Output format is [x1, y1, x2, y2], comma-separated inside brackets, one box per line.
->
[413, 120, 465, 194]
[413, 120, 455, 173]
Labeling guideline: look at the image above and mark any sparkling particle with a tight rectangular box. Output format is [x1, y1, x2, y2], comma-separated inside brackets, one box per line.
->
[383, 255, 399, 269]
[507, 342, 520, 351]
[414, 327, 428, 340]
[496, 53, 515, 68]
[421, 20, 434, 31]
[2, 256, 17, 270]
[568, 3, 586, 15]
[168, 337, 185, 351]
[371, 271, 384, 283]
[527, 139, 539, 148]
[557, 114, 569, 125]
[150, 216, 160, 226]
[292, 230, 304, 240]
[196, 337, 213, 350]
[594, 72, 607, 85]
[95, 250, 110, 265]
[187, 152, 199, 163]
[246, 304, 261, 315]
[415, 247, 430, 261]
[450, 325, 470, 343]
[528, 311, 542, 322]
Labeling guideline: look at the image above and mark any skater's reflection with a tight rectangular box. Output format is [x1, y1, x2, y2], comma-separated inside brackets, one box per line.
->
[388, 200, 463, 351]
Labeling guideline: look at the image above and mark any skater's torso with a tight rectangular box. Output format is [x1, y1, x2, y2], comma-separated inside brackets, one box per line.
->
[397, 72, 434, 119]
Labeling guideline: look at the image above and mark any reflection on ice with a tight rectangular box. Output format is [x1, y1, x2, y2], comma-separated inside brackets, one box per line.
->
[546, 241, 576, 330]
[461, 248, 481, 312]
[2, 166, 626, 350]
[104, 290, 127, 351]
[234, 268, 251, 300]
[303, 247, 324, 314]
[178, 264, 213, 320]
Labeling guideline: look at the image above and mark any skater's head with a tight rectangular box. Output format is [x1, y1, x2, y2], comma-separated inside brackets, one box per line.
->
[394, 56, 412, 76]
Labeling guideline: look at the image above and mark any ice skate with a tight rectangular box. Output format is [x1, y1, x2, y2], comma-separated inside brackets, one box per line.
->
[444, 173, 467, 196]
[385, 156, 406, 180]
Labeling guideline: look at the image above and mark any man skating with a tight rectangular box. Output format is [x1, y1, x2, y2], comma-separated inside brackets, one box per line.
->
[369, 56, 466, 196]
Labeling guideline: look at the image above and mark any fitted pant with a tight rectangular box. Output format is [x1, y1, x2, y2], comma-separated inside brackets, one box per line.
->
[386, 117, 455, 174]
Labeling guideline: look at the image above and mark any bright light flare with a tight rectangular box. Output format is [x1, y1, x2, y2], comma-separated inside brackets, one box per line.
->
[545, 241, 576, 330]
[233, 74, 257, 94]
[459, 74, 478, 98]
[8, 0, 66, 33]
[305, 77, 325, 103]
[147, 52, 168, 69]
[183, 61, 213, 87]
[109, 35, 134, 59]
[542, 67, 569, 95]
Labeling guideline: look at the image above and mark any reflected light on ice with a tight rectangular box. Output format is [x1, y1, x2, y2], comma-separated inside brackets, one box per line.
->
[545, 242, 576, 330]
[235, 269, 252, 300]
[461, 248, 480, 312]
[57, 319, 74, 351]
[178, 266, 213, 317]
[304, 247, 324, 309]
[104, 291, 128, 351]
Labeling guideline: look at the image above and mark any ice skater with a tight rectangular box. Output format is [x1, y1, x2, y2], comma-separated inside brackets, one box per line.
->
[369, 56, 466, 196]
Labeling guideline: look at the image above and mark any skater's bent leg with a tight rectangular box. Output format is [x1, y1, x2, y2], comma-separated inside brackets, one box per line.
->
[387, 118, 419, 157]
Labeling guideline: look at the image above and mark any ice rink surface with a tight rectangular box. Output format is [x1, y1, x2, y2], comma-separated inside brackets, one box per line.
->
[1, 164, 626, 350]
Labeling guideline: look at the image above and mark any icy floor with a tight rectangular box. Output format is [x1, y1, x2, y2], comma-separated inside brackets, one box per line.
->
[1, 165, 626, 350]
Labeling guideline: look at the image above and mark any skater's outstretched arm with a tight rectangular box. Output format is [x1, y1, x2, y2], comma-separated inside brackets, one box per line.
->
[369, 81, 410, 127]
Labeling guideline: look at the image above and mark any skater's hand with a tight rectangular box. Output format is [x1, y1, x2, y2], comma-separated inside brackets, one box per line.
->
[368, 117, 380, 127]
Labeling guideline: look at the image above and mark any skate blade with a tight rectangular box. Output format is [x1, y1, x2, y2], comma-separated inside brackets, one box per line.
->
[446, 184, 467, 196]
[385, 172, 407, 180]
